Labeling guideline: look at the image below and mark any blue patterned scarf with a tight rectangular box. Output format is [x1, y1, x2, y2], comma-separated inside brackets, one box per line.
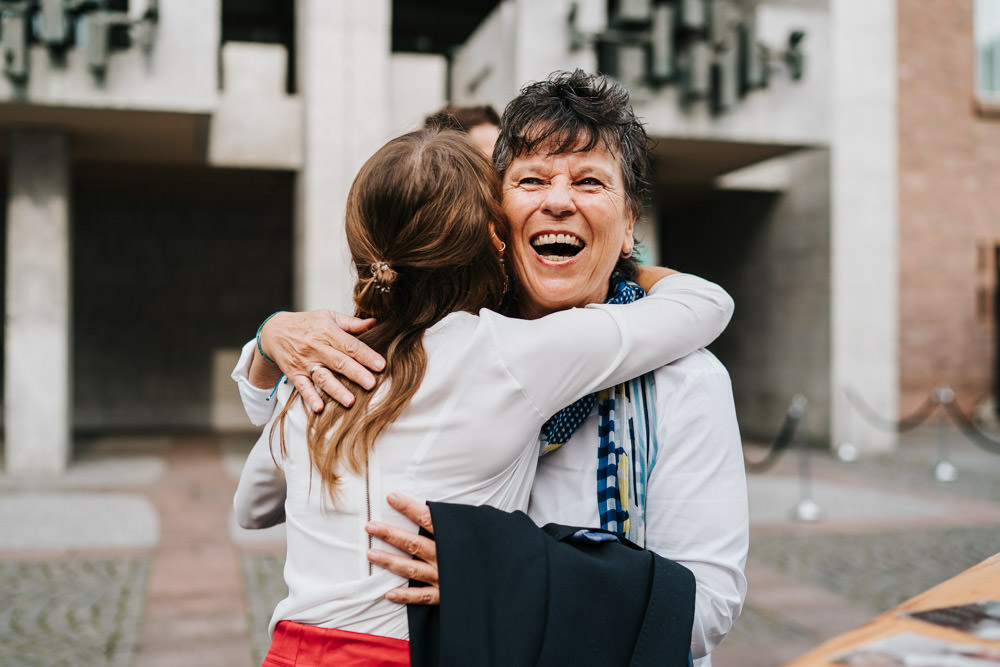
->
[540, 273, 659, 547]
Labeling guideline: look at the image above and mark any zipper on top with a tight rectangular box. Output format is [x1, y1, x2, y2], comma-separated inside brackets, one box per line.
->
[365, 464, 373, 576]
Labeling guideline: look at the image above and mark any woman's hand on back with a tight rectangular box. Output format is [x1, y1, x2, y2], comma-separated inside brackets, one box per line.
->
[365, 493, 440, 605]
[254, 310, 386, 411]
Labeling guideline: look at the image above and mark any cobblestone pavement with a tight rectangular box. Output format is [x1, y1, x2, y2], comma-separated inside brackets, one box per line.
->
[0, 558, 149, 667]
[748, 526, 999, 614]
[713, 427, 1000, 666]
[726, 526, 1000, 646]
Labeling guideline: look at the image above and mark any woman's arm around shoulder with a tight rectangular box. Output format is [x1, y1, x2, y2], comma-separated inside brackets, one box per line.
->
[486, 270, 734, 417]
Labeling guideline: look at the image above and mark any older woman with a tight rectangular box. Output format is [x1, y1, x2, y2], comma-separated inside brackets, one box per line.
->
[235, 71, 747, 666]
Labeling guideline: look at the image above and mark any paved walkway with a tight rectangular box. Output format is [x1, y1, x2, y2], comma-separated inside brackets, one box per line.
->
[0, 424, 998, 666]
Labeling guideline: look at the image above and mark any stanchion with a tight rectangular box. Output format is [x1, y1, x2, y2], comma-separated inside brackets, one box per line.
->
[745, 394, 808, 474]
[932, 385, 958, 482]
[837, 441, 859, 462]
[788, 394, 822, 522]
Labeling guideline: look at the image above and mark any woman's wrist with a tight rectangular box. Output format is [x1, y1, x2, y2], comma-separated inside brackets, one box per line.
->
[256, 311, 285, 366]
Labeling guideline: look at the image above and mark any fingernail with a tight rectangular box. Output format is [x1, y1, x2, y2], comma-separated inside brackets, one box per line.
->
[386, 492, 399, 503]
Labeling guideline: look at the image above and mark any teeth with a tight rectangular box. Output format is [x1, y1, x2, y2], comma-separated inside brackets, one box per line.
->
[531, 233, 583, 248]
[541, 255, 573, 263]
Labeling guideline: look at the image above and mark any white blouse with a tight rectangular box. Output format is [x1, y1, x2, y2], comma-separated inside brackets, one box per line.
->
[233, 273, 734, 640]
[528, 349, 748, 666]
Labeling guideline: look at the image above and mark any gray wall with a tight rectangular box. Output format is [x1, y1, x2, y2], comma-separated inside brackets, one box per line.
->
[72, 166, 294, 432]
[660, 150, 832, 444]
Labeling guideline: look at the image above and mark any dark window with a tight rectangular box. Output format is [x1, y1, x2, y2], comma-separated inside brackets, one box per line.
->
[976, 0, 1000, 101]
[221, 0, 296, 93]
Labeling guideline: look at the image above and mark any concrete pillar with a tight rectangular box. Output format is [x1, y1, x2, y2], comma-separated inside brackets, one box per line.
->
[5, 130, 72, 473]
[294, 0, 391, 313]
[829, 0, 898, 454]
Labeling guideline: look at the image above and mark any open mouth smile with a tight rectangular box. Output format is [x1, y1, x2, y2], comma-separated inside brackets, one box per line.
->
[530, 233, 585, 263]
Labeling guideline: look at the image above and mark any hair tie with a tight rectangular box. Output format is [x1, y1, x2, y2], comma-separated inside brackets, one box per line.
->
[370, 261, 397, 293]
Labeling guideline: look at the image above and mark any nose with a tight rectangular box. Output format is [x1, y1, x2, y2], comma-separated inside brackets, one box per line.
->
[541, 179, 576, 219]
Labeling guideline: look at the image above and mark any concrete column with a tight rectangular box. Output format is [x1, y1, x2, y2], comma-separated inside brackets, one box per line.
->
[294, 0, 391, 313]
[829, 0, 898, 454]
[5, 130, 71, 473]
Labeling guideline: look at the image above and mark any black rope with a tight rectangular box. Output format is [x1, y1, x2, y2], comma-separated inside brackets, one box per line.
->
[844, 387, 939, 433]
[942, 399, 1000, 456]
[745, 398, 805, 474]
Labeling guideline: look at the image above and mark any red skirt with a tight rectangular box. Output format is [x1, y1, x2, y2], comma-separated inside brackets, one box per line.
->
[262, 620, 411, 667]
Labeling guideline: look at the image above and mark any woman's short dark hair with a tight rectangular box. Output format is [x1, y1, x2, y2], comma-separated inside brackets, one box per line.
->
[493, 70, 649, 280]
[494, 69, 650, 220]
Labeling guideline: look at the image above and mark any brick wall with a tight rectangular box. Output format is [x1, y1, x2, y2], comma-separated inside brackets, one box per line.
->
[898, 0, 1000, 413]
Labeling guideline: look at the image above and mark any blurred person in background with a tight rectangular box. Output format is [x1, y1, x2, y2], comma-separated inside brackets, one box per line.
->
[235, 70, 748, 666]
[424, 104, 500, 156]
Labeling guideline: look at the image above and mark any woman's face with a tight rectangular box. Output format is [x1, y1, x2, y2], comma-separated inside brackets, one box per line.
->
[502, 142, 635, 319]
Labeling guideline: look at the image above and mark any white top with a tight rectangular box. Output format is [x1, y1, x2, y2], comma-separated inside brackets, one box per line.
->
[233, 273, 733, 640]
[528, 349, 748, 667]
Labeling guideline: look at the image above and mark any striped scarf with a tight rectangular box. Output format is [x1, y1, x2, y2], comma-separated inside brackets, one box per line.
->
[540, 273, 659, 547]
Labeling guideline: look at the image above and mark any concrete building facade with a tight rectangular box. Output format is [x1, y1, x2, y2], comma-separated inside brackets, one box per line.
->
[1, 0, 994, 473]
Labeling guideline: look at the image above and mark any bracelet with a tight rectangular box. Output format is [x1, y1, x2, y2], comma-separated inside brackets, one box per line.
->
[256, 311, 285, 365]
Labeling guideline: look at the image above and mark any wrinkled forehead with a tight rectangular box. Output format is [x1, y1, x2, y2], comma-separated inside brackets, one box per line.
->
[511, 120, 623, 165]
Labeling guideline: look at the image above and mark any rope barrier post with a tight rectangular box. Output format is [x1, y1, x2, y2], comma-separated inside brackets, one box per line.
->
[788, 395, 822, 522]
[932, 385, 958, 482]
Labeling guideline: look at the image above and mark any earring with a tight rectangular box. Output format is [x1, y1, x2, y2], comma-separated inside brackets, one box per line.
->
[497, 244, 509, 294]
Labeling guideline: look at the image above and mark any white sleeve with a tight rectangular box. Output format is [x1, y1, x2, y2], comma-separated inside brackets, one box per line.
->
[231, 339, 280, 427]
[233, 425, 287, 529]
[644, 354, 748, 660]
[486, 273, 734, 418]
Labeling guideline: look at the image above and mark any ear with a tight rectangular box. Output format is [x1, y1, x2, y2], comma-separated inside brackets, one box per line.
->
[489, 222, 506, 255]
[620, 213, 637, 256]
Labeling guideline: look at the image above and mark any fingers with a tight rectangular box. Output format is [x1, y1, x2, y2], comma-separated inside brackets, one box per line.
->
[365, 520, 437, 565]
[385, 493, 434, 535]
[334, 314, 379, 336]
[365, 495, 440, 606]
[258, 309, 389, 411]
[307, 367, 356, 409]
[313, 346, 378, 392]
[328, 313, 386, 373]
[384, 583, 439, 606]
[289, 374, 327, 413]
[367, 547, 438, 586]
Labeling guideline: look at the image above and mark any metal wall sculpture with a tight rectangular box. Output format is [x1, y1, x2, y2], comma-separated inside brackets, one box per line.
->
[0, 0, 159, 82]
[571, 0, 806, 114]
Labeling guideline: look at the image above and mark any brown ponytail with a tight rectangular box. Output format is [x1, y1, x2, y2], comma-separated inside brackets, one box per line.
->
[275, 129, 508, 502]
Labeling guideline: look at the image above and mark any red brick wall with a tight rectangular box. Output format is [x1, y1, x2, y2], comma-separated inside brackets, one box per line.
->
[898, 0, 1000, 413]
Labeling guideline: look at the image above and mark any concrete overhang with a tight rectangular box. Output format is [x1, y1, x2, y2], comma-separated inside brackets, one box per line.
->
[0, 104, 211, 165]
[650, 136, 815, 204]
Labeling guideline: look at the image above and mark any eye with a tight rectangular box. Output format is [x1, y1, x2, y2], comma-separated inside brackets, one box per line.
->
[518, 177, 545, 187]
[576, 177, 604, 187]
